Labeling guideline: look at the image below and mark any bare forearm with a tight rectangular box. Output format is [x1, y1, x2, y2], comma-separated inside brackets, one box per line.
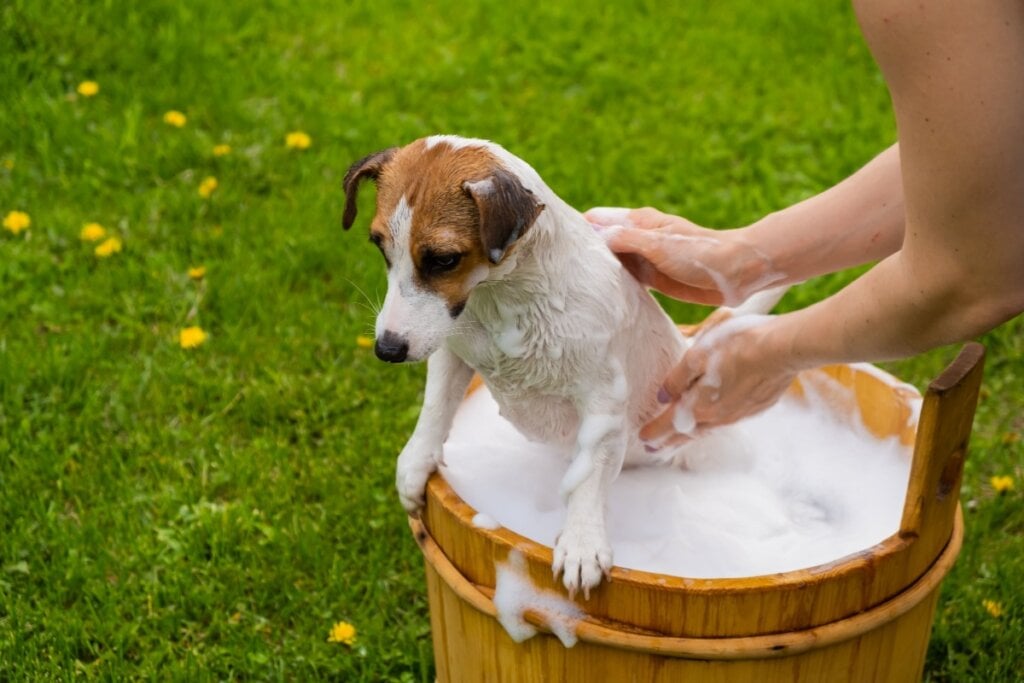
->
[768, 248, 1021, 370]
[739, 144, 905, 288]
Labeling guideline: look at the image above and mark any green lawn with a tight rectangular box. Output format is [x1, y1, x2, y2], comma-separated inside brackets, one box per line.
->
[1, 0, 1021, 680]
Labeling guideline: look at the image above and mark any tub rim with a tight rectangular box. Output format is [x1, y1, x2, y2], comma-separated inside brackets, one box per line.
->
[410, 504, 962, 659]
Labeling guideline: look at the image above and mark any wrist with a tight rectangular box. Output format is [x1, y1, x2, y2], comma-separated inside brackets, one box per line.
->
[756, 314, 817, 374]
[720, 226, 787, 299]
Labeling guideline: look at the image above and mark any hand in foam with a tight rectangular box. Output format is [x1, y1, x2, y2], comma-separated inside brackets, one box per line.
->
[585, 207, 784, 307]
[640, 314, 797, 445]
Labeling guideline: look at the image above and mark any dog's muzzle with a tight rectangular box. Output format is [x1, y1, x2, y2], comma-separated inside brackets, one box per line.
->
[374, 331, 410, 363]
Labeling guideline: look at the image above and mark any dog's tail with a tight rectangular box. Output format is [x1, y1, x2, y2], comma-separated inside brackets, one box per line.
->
[726, 284, 789, 317]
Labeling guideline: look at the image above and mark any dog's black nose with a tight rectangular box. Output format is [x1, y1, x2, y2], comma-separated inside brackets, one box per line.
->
[374, 332, 409, 363]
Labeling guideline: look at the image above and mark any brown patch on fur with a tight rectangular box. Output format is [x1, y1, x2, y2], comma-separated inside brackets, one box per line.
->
[361, 138, 543, 314]
[463, 168, 545, 264]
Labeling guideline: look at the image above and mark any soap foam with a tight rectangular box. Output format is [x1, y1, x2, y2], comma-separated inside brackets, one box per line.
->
[441, 374, 915, 578]
[494, 550, 585, 646]
[473, 512, 502, 530]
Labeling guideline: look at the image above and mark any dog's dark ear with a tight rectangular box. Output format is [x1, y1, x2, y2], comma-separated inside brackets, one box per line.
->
[342, 148, 397, 230]
[462, 169, 545, 264]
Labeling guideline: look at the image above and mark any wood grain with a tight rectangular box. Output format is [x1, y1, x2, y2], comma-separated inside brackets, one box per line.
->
[416, 343, 985, 682]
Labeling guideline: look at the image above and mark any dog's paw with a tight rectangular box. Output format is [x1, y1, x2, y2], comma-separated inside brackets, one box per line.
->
[551, 522, 613, 599]
[395, 439, 443, 515]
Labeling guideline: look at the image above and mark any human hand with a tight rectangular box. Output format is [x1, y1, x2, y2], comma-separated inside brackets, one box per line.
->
[640, 314, 798, 447]
[584, 207, 784, 307]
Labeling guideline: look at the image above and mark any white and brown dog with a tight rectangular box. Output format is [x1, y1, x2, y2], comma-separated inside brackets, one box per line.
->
[343, 135, 688, 596]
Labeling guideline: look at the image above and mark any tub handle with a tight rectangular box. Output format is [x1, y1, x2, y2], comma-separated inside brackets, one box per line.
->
[899, 343, 985, 573]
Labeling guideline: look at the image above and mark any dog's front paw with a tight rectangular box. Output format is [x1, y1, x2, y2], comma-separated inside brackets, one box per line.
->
[552, 522, 613, 599]
[395, 438, 444, 515]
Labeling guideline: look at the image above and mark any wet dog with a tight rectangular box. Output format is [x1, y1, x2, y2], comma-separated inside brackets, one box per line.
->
[343, 136, 686, 596]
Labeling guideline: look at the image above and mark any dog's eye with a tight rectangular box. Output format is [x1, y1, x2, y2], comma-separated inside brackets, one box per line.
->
[369, 232, 391, 268]
[422, 251, 463, 275]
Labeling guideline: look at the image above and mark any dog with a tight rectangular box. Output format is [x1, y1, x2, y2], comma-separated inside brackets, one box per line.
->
[342, 135, 691, 597]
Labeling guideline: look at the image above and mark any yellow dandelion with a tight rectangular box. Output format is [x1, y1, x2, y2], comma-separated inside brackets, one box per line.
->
[80, 222, 106, 242]
[179, 326, 208, 349]
[991, 475, 1015, 494]
[77, 80, 100, 97]
[94, 237, 123, 257]
[163, 110, 187, 128]
[327, 621, 356, 645]
[198, 176, 218, 198]
[983, 599, 1003, 618]
[213, 144, 231, 157]
[3, 210, 30, 234]
[188, 265, 206, 280]
[356, 335, 374, 349]
[1003, 432, 1020, 445]
[285, 131, 312, 150]
[2, 158, 13, 170]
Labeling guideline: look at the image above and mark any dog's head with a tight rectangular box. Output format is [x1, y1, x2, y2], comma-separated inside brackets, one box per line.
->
[343, 137, 545, 363]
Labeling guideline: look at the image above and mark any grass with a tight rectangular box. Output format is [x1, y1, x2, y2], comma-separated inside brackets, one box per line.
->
[0, 0, 1020, 679]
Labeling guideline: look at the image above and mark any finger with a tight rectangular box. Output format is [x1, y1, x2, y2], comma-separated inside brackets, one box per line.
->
[660, 350, 704, 403]
[649, 273, 726, 306]
[639, 403, 678, 444]
[627, 207, 671, 229]
[584, 207, 635, 227]
[603, 225, 664, 258]
[618, 253, 655, 285]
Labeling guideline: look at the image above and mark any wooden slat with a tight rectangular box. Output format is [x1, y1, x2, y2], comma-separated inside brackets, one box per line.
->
[418, 344, 986, 680]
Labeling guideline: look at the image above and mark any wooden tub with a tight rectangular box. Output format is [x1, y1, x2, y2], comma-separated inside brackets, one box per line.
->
[410, 343, 985, 682]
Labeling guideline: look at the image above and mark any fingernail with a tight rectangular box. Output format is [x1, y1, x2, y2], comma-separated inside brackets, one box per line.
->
[657, 387, 671, 404]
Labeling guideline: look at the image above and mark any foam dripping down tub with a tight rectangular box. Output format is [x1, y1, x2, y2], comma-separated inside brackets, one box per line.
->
[410, 341, 985, 683]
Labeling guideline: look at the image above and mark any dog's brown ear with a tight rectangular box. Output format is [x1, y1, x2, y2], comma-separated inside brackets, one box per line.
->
[342, 148, 397, 230]
[463, 169, 545, 264]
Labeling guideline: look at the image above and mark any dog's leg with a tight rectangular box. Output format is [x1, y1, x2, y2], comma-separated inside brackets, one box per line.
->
[395, 345, 474, 515]
[552, 401, 626, 598]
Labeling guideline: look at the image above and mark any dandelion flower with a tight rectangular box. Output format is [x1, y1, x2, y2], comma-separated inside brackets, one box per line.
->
[3, 158, 14, 170]
[285, 131, 312, 150]
[80, 222, 107, 241]
[94, 237, 123, 257]
[983, 599, 1003, 618]
[198, 176, 218, 198]
[163, 110, 187, 128]
[179, 326, 208, 349]
[77, 81, 100, 97]
[991, 475, 1014, 494]
[356, 335, 374, 349]
[327, 621, 356, 645]
[213, 144, 231, 157]
[188, 265, 206, 280]
[3, 210, 30, 235]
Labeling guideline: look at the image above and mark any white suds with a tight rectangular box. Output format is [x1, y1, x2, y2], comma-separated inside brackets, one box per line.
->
[671, 401, 697, 435]
[441, 371, 917, 578]
[494, 550, 584, 647]
[472, 512, 502, 530]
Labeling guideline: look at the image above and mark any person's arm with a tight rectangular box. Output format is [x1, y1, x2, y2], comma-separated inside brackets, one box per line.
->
[773, 0, 1024, 364]
[587, 144, 907, 306]
[634, 0, 1024, 444]
[743, 143, 905, 285]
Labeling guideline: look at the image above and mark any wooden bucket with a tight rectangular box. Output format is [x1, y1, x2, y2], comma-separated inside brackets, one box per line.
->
[411, 343, 985, 683]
